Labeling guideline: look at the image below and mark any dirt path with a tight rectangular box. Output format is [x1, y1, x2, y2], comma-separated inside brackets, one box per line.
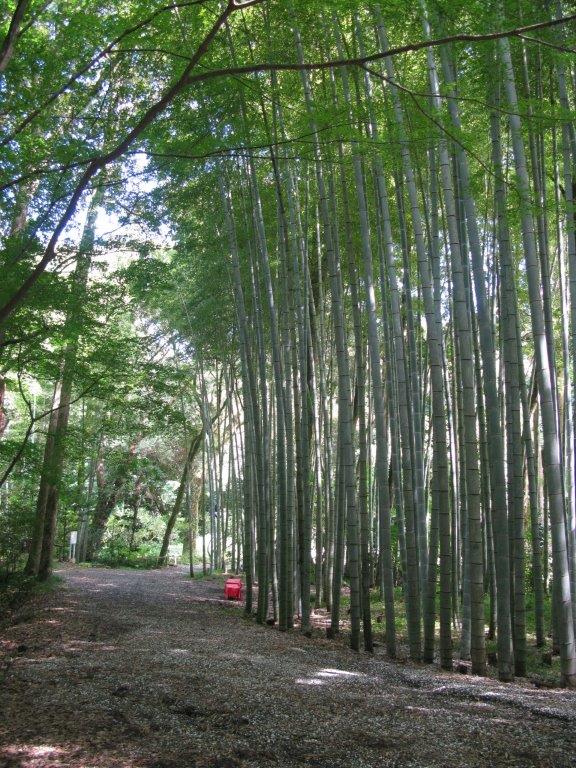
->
[1, 566, 575, 768]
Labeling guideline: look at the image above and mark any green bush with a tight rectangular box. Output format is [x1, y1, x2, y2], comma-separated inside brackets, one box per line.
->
[96, 540, 160, 569]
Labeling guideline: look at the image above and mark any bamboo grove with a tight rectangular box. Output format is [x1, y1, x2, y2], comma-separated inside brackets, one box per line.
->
[1, 1, 576, 688]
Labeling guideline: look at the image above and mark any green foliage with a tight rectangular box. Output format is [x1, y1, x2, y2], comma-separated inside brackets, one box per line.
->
[0, 572, 36, 614]
[95, 540, 161, 569]
[0, 571, 62, 616]
[95, 501, 166, 568]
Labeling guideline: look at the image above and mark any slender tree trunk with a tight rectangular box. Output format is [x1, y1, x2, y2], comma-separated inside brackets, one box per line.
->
[436, 36, 513, 681]
[158, 431, 203, 567]
[295, 28, 361, 649]
[499, 35, 576, 686]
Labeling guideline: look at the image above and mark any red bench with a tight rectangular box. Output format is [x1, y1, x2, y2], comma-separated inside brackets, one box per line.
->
[224, 578, 243, 601]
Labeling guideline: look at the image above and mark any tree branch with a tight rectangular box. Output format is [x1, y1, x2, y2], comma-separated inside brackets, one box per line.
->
[0, 0, 253, 328]
[0, 378, 99, 488]
[0, 0, 217, 148]
[0, 0, 30, 72]
[0, 8, 571, 328]
[181, 13, 576, 85]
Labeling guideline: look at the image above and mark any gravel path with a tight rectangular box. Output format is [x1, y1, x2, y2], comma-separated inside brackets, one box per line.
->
[1, 566, 575, 768]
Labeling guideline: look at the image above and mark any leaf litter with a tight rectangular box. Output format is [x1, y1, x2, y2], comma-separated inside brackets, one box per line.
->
[1, 565, 575, 768]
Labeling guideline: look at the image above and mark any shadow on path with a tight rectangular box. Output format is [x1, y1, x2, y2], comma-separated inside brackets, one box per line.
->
[1, 566, 575, 768]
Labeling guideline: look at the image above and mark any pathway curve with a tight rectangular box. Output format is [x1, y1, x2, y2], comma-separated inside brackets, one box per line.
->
[1, 566, 575, 768]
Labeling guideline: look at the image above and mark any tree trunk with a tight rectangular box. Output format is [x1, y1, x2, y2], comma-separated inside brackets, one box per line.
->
[158, 430, 203, 567]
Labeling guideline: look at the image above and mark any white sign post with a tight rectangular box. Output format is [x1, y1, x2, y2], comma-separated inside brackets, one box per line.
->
[69, 530, 78, 562]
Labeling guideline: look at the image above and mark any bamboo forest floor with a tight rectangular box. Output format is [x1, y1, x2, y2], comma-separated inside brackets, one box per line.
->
[1, 567, 576, 768]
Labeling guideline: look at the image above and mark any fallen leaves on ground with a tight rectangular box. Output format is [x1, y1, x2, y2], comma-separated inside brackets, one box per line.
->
[1, 565, 575, 768]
